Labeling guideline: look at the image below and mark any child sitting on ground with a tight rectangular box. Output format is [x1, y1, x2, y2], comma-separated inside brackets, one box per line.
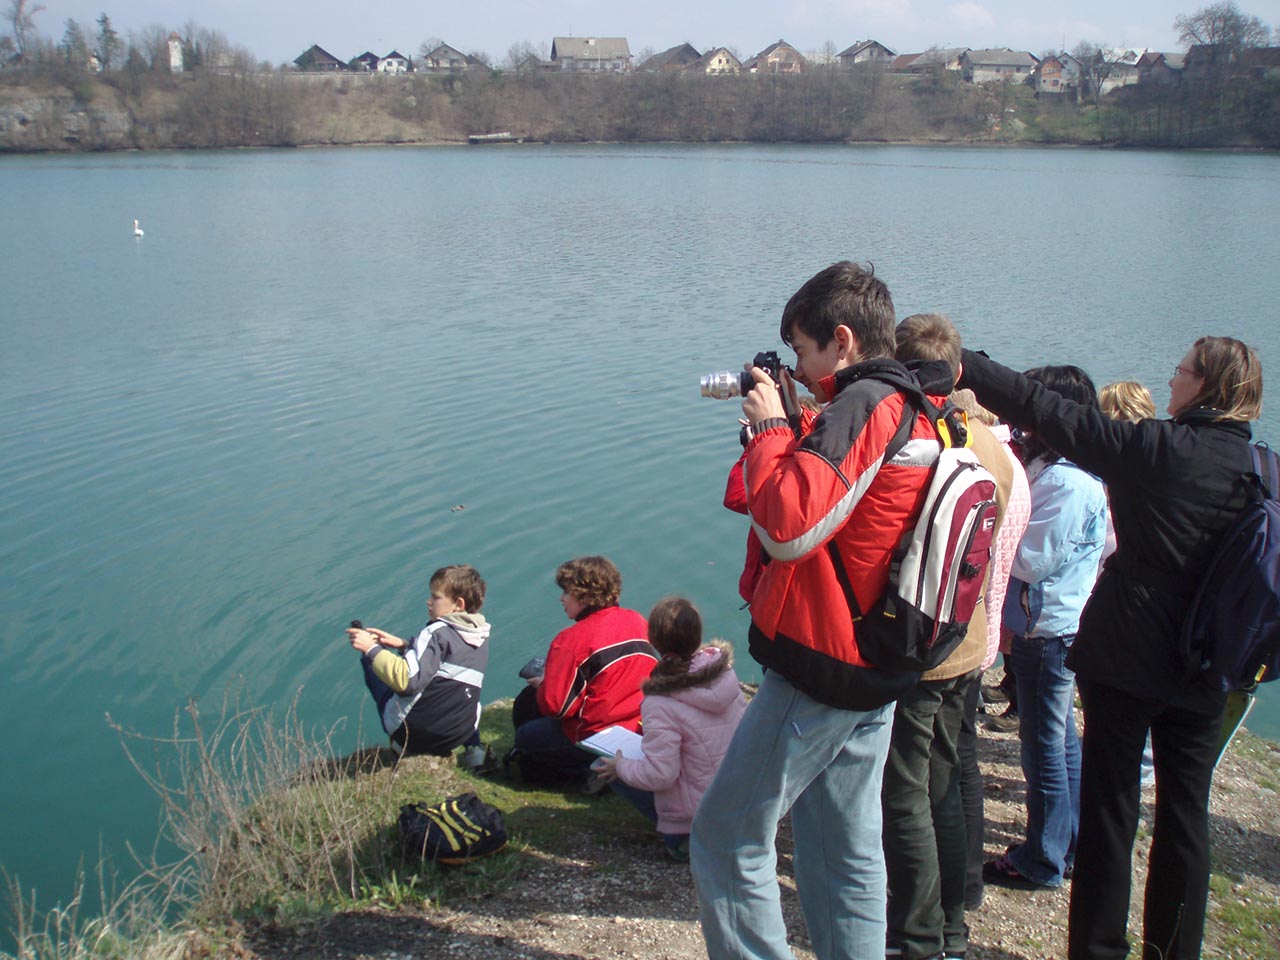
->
[591, 597, 747, 861]
[346, 564, 491, 765]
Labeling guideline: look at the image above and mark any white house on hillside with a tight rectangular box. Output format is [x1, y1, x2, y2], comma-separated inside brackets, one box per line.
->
[550, 37, 633, 71]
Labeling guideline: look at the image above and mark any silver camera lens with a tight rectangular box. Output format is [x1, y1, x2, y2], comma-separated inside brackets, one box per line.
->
[700, 371, 742, 399]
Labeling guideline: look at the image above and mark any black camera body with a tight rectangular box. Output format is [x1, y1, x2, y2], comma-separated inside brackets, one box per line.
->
[701, 350, 791, 400]
[740, 350, 785, 394]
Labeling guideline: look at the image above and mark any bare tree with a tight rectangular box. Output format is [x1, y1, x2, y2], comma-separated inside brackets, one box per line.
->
[1072, 42, 1123, 108]
[813, 39, 838, 67]
[5, 0, 46, 58]
[418, 36, 444, 65]
[132, 23, 169, 69]
[1174, 0, 1270, 49]
[502, 39, 546, 70]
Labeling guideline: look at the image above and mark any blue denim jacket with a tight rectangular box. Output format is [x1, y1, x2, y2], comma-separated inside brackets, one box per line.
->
[1003, 457, 1108, 640]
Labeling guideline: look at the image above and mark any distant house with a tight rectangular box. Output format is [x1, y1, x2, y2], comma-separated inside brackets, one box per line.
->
[1098, 48, 1146, 93]
[691, 47, 741, 75]
[962, 48, 1038, 84]
[838, 40, 895, 68]
[1034, 53, 1082, 94]
[421, 43, 483, 73]
[1240, 46, 1280, 79]
[549, 37, 633, 72]
[294, 44, 346, 72]
[350, 51, 379, 72]
[376, 50, 413, 74]
[167, 31, 184, 72]
[742, 40, 807, 74]
[892, 47, 968, 74]
[639, 43, 702, 72]
[1137, 51, 1184, 86]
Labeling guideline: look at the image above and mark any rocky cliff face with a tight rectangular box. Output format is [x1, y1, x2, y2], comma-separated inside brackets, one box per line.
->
[0, 95, 137, 150]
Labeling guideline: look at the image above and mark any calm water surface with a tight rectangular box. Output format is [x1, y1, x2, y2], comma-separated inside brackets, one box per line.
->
[2, 143, 1279, 918]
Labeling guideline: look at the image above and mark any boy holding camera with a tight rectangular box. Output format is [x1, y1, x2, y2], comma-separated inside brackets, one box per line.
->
[691, 262, 944, 960]
[347, 564, 490, 763]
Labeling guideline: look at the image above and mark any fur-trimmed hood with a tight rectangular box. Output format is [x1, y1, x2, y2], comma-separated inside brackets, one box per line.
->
[642, 641, 740, 714]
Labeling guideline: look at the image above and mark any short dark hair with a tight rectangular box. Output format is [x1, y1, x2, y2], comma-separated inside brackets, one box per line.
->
[555, 556, 622, 609]
[895, 313, 962, 387]
[780, 261, 896, 360]
[1019, 365, 1099, 464]
[1023, 365, 1099, 409]
[647, 596, 702, 660]
[429, 564, 486, 612]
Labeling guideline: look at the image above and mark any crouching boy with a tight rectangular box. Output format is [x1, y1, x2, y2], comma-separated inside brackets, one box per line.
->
[347, 564, 490, 762]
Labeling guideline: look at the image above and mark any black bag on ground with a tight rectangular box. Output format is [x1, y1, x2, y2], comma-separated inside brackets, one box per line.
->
[398, 792, 508, 864]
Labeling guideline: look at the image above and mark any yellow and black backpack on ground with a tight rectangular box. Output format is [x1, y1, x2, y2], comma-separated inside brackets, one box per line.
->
[398, 792, 508, 864]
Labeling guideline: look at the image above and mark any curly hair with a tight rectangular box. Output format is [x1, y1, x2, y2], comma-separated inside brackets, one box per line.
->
[555, 556, 621, 610]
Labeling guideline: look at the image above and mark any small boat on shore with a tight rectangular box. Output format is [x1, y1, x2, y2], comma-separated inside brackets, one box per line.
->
[467, 132, 524, 145]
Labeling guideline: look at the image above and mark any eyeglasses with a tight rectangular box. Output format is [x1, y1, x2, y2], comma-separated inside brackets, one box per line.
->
[1173, 365, 1200, 378]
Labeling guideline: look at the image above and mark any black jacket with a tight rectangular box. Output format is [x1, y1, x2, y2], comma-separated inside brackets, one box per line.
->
[959, 349, 1253, 707]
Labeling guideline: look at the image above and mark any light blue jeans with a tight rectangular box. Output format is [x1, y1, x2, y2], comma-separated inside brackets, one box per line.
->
[690, 671, 895, 960]
[1008, 634, 1081, 887]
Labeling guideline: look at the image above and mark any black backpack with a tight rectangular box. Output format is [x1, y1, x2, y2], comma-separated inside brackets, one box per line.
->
[1182, 443, 1280, 691]
[398, 792, 508, 864]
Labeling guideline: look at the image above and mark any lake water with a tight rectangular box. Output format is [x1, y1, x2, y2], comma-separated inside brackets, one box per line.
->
[2, 142, 1279, 923]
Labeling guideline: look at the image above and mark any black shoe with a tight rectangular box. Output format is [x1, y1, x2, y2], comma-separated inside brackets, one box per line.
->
[981, 684, 1009, 704]
[985, 708, 1020, 733]
[983, 854, 1055, 891]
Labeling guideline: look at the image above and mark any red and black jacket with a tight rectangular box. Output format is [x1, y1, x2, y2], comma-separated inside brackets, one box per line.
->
[537, 605, 658, 741]
[745, 359, 948, 710]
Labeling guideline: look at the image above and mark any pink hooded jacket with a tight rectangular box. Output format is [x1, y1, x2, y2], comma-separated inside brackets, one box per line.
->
[615, 642, 747, 835]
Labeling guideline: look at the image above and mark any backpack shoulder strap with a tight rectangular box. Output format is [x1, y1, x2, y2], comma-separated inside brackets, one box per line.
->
[1251, 442, 1280, 500]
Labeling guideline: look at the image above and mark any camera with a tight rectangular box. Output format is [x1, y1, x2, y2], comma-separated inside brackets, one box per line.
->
[700, 350, 790, 399]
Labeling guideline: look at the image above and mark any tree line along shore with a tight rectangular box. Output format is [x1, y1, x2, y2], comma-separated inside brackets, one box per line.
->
[1, 62, 1279, 153]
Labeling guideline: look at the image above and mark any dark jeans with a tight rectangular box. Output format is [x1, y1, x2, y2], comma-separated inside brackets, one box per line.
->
[882, 669, 976, 960]
[1069, 679, 1226, 960]
[362, 658, 478, 753]
[957, 670, 985, 908]
[511, 686, 595, 783]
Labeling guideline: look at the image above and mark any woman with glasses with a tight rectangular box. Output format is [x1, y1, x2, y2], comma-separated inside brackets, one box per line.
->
[958, 337, 1263, 960]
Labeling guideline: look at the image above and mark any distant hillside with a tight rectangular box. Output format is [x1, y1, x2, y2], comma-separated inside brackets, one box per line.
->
[2, 67, 1277, 152]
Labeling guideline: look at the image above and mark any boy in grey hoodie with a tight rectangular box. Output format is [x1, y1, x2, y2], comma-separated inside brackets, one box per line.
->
[347, 564, 490, 759]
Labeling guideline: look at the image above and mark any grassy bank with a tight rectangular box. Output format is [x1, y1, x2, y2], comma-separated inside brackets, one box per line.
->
[5, 693, 1279, 959]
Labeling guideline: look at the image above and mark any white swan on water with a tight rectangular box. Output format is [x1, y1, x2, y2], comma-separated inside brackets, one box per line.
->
[133, 219, 144, 238]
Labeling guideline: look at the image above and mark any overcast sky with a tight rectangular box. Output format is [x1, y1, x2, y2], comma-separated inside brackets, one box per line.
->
[30, 0, 1280, 66]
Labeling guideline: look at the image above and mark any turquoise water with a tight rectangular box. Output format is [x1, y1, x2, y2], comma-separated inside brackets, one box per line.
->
[2, 143, 1279, 919]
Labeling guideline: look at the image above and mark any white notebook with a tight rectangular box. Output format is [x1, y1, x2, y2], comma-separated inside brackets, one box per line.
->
[579, 725, 646, 760]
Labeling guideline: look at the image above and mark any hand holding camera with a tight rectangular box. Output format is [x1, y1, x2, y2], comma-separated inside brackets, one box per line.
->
[346, 619, 405, 653]
[702, 350, 801, 438]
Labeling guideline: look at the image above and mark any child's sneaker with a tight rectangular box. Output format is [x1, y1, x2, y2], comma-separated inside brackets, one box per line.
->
[458, 743, 493, 772]
[663, 837, 690, 862]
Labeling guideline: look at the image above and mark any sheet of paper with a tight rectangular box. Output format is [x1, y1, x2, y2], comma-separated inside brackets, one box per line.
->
[579, 725, 646, 760]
